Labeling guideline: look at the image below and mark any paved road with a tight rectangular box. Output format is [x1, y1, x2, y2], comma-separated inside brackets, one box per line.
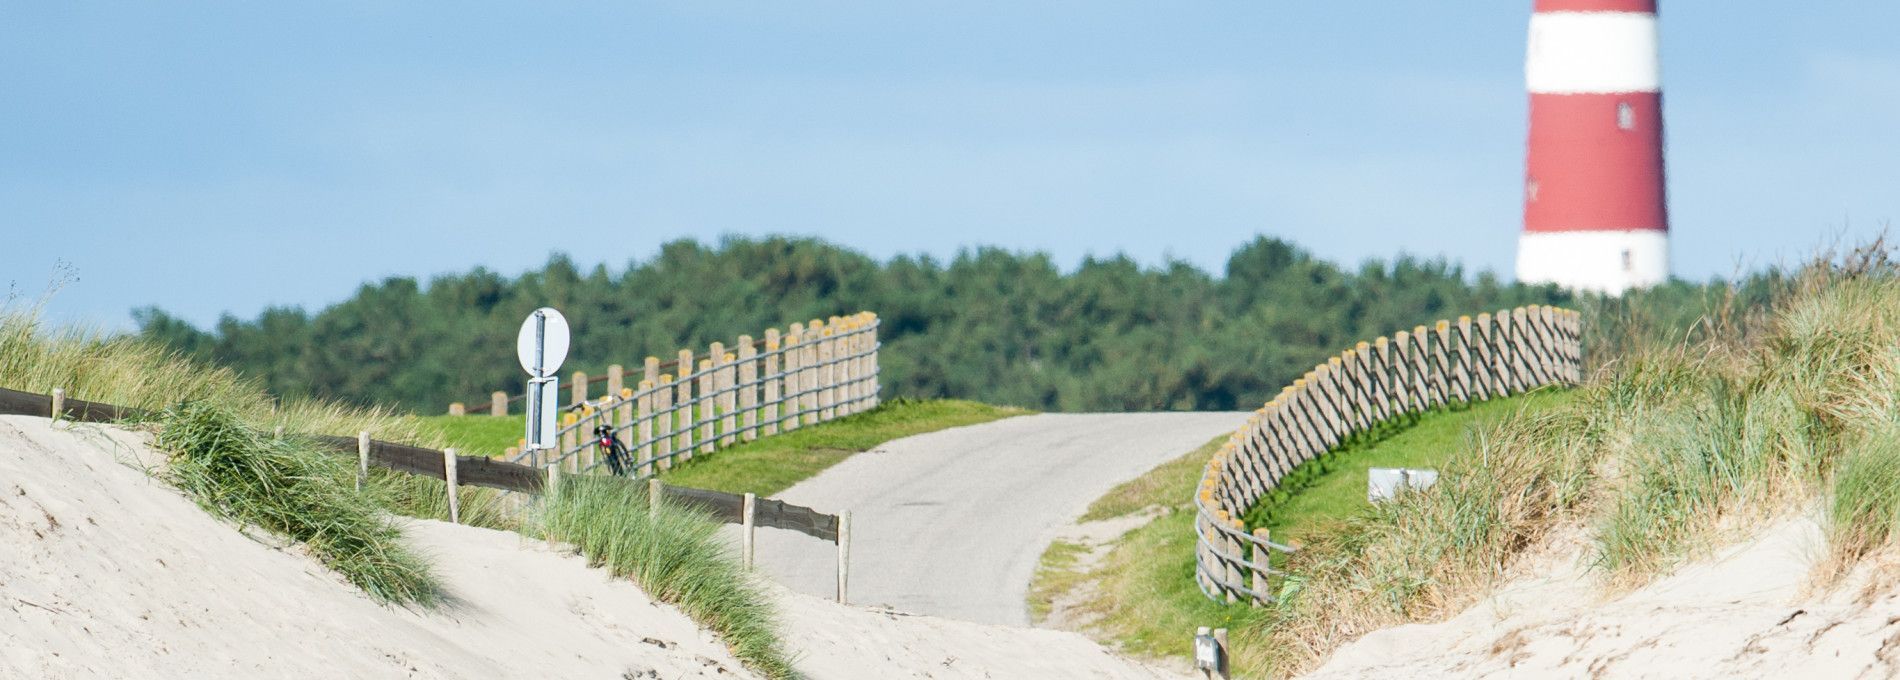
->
[740, 412, 1249, 626]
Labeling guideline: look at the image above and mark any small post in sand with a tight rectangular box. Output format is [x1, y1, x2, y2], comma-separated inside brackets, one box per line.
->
[50, 388, 64, 422]
[355, 432, 370, 492]
[443, 448, 460, 524]
[836, 511, 852, 604]
[741, 492, 757, 568]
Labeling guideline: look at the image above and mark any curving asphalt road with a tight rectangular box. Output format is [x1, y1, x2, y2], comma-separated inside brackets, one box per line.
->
[740, 411, 1249, 626]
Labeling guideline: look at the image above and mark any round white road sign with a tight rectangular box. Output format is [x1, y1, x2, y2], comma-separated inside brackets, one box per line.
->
[516, 307, 570, 378]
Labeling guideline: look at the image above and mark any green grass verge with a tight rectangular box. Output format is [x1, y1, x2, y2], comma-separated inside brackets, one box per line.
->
[156, 401, 441, 605]
[1244, 388, 1578, 547]
[416, 412, 526, 458]
[658, 397, 1030, 496]
[539, 476, 794, 679]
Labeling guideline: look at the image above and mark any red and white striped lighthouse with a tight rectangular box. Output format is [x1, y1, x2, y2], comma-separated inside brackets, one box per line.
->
[1517, 0, 1668, 294]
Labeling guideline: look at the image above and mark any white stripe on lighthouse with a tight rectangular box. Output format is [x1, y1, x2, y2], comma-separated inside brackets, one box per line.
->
[1527, 12, 1660, 94]
[1517, 229, 1668, 294]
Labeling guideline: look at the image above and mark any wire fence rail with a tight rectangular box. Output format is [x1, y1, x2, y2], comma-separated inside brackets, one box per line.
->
[1192, 305, 1584, 605]
[0, 384, 855, 599]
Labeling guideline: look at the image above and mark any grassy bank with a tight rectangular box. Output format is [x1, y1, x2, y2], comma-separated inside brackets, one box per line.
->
[1245, 389, 1577, 547]
[1094, 249, 1900, 676]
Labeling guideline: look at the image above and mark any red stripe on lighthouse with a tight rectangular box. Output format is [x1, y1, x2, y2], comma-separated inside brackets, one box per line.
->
[1524, 92, 1665, 232]
[1534, 0, 1655, 12]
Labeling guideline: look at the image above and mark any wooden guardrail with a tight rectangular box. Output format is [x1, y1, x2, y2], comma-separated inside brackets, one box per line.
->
[0, 385, 853, 599]
[1192, 306, 1583, 605]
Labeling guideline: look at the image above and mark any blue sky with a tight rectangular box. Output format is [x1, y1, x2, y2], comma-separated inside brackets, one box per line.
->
[4, 2, 1896, 329]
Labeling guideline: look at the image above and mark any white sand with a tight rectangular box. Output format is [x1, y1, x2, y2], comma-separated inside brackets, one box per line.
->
[1303, 515, 1900, 679]
[0, 415, 1181, 679]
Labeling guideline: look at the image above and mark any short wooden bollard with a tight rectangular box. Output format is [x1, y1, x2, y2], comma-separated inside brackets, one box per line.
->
[648, 478, 664, 518]
[491, 390, 509, 417]
[50, 388, 64, 422]
[355, 431, 370, 492]
[741, 492, 757, 569]
[836, 511, 852, 604]
[448, 402, 465, 416]
[443, 448, 461, 524]
[1194, 626, 1230, 679]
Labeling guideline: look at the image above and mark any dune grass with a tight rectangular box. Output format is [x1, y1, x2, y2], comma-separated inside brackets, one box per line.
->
[156, 401, 441, 605]
[538, 475, 794, 678]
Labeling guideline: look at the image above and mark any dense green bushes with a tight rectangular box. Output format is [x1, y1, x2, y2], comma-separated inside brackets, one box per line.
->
[138, 236, 1601, 412]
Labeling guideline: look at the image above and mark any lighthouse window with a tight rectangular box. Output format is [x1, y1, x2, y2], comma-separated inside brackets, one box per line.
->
[1622, 249, 1634, 272]
[1617, 102, 1636, 130]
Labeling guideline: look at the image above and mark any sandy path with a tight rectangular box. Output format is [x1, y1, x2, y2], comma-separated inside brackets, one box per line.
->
[744, 412, 1248, 626]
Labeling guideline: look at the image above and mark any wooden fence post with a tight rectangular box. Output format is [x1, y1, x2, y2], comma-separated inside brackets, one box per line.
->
[491, 390, 508, 416]
[559, 412, 577, 472]
[675, 349, 696, 455]
[697, 359, 715, 454]
[443, 448, 461, 524]
[803, 320, 822, 425]
[50, 388, 64, 421]
[741, 492, 757, 568]
[607, 364, 624, 402]
[1251, 528, 1271, 606]
[448, 402, 465, 416]
[783, 328, 804, 431]
[817, 327, 836, 422]
[718, 350, 737, 446]
[865, 313, 881, 408]
[738, 337, 759, 441]
[637, 380, 655, 476]
[656, 374, 675, 471]
[648, 478, 663, 518]
[571, 370, 588, 410]
[837, 510, 852, 604]
[764, 329, 782, 435]
[356, 431, 370, 492]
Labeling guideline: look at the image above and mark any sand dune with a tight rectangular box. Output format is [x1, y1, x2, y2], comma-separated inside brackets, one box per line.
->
[0, 415, 1177, 679]
[1304, 516, 1900, 679]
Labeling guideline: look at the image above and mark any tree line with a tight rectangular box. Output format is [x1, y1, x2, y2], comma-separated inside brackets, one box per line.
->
[135, 235, 1735, 413]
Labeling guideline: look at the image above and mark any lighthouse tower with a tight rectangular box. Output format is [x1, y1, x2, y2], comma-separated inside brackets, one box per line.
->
[1517, 0, 1668, 294]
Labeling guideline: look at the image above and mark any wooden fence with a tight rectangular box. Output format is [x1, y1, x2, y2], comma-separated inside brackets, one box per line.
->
[498, 312, 882, 478]
[1192, 306, 1583, 605]
[0, 385, 856, 601]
